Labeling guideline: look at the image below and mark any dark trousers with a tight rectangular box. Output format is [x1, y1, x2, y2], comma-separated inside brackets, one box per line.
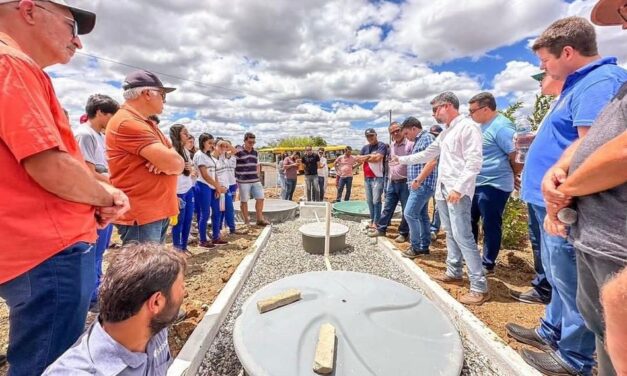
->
[336, 176, 353, 201]
[92, 224, 113, 304]
[528, 203, 552, 299]
[0, 242, 95, 376]
[470, 185, 510, 270]
[576, 250, 625, 376]
[284, 178, 297, 200]
[377, 180, 409, 235]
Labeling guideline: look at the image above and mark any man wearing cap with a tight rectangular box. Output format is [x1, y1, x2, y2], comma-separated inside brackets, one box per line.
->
[390, 92, 487, 305]
[106, 70, 184, 245]
[355, 128, 387, 227]
[0, 1, 130, 374]
[539, 2, 627, 374]
[504, 16, 627, 376]
[367, 122, 412, 243]
[510, 71, 563, 306]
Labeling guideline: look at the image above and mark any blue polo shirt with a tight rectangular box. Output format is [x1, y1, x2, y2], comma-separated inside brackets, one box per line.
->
[521, 57, 627, 207]
[476, 114, 515, 192]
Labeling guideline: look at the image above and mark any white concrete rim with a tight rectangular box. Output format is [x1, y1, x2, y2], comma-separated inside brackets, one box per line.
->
[167, 225, 273, 376]
[378, 238, 541, 376]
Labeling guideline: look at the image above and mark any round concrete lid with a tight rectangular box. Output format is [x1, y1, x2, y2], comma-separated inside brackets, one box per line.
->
[233, 271, 464, 376]
[333, 200, 401, 217]
[298, 222, 349, 238]
[234, 199, 298, 213]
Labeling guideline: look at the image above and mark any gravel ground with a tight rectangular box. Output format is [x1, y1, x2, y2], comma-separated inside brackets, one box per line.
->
[198, 219, 499, 376]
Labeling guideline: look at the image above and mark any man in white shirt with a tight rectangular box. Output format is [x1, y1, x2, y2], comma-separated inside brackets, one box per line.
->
[391, 91, 487, 305]
[317, 148, 329, 201]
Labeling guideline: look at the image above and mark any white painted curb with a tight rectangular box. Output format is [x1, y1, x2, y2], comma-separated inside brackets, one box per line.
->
[378, 238, 541, 376]
[168, 225, 273, 376]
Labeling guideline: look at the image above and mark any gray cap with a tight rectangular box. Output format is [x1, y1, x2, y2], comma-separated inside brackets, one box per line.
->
[122, 70, 176, 92]
[364, 128, 377, 136]
[0, 0, 97, 35]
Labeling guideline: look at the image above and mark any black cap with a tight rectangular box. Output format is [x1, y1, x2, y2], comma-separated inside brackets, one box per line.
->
[364, 128, 377, 136]
[122, 70, 176, 93]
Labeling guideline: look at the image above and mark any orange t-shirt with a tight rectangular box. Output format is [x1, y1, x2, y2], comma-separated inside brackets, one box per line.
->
[106, 105, 178, 225]
[0, 33, 97, 284]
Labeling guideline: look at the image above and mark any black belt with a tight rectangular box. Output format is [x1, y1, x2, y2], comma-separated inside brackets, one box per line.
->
[391, 178, 407, 184]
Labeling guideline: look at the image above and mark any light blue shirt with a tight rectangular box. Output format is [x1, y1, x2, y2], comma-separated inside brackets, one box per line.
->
[521, 57, 627, 207]
[43, 321, 171, 375]
[476, 114, 515, 192]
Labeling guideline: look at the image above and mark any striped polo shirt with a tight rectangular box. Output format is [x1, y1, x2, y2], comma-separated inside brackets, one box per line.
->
[235, 146, 260, 183]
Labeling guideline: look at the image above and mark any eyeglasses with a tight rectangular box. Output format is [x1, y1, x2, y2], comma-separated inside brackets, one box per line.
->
[149, 89, 167, 102]
[619, 3, 627, 22]
[34, 3, 78, 39]
[468, 105, 486, 115]
[390, 129, 401, 134]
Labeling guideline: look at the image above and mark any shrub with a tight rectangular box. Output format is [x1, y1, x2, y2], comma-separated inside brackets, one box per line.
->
[501, 197, 529, 250]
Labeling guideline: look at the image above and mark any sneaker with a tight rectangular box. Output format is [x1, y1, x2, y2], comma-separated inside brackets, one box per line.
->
[520, 349, 579, 376]
[430, 231, 437, 240]
[256, 219, 270, 226]
[213, 239, 228, 245]
[459, 291, 490, 305]
[402, 248, 429, 259]
[367, 230, 385, 238]
[0, 353, 6, 366]
[483, 267, 495, 276]
[505, 323, 556, 352]
[509, 288, 550, 305]
[394, 234, 408, 243]
[199, 241, 215, 249]
[433, 273, 464, 284]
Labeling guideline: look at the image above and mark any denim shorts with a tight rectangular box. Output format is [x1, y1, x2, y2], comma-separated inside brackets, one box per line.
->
[239, 182, 264, 202]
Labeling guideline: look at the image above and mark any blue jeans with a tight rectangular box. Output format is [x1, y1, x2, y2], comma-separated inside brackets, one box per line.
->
[365, 177, 384, 224]
[377, 180, 409, 235]
[305, 175, 320, 201]
[527, 204, 551, 300]
[470, 185, 511, 270]
[430, 196, 441, 233]
[284, 178, 297, 200]
[530, 204, 595, 374]
[172, 187, 195, 251]
[336, 176, 353, 201]
[116, 218, 169, 245]
[437, 195, 488, 293]
[194, 184, 201, 223]
[219, 190, 236, 233]
[278, 174, 286, 198]
[91, 224, 113, 304]
[318, 176, 326, 201]
[0, 242, 95, 376]
[527, 203, 552, 299]
[196, 182, 222, 242]
[404, 185, 434, 250]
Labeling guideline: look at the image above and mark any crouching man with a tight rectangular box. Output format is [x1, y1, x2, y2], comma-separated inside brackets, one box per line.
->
[44, 244, 187, 375]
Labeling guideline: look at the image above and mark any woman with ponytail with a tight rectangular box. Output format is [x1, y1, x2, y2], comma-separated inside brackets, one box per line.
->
[169, 124, 195, 254]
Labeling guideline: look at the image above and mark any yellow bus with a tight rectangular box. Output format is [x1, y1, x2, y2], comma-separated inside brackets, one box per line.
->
[258, 145, 348, 174]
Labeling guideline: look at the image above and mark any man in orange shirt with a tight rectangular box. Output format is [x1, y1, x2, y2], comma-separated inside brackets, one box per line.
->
[0, 1, 129, 374]
[106, 70, 184, 244]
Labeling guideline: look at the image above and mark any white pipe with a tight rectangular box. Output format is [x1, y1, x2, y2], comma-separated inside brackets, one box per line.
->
[324, 201, 332, 271]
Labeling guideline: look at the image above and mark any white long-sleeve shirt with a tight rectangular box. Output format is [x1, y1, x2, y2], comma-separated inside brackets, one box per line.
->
[398, 115, 483, 200]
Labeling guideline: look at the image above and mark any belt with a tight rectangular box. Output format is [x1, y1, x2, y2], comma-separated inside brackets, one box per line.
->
[391, 178, 407, 184]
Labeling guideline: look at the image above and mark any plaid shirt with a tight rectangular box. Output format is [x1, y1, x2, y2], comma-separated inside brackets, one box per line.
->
[407, 130, 437, 191]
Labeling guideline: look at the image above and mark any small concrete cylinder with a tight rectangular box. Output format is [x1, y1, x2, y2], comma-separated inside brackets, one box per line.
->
[299, 222, 349, 254]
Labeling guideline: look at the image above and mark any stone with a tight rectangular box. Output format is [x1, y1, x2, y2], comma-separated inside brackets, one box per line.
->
[256, 288, 301, 313]
[313, 323, 336, 374]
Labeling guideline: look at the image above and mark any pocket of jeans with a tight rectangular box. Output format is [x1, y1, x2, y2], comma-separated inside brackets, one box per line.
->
[0, 271, 32, 307]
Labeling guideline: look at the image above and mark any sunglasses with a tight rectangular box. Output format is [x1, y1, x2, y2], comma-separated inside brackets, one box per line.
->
[34, 3, 78, 39]
[149, 89, 167, 101]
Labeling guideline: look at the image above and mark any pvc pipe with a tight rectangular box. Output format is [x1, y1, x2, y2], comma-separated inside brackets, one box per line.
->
[324, 201, 332, 271]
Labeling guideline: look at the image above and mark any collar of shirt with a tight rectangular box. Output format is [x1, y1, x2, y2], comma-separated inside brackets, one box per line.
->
[563, 57, 618, 91]
[88, 321, 148, 375]
[121, 104, 151, 125]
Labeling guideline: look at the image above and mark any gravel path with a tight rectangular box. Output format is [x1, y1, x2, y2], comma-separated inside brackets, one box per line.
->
[198, 219, 499, 376]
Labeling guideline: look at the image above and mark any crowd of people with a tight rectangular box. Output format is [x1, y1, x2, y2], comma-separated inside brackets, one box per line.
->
[0, 0, 626, 375]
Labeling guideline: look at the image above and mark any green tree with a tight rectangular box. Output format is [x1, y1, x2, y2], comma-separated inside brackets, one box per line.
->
[272, 136, 328, 148]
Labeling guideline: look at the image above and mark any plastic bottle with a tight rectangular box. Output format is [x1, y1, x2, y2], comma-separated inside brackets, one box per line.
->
[515, 117, 534, 163]
[219, 192, 226, 211]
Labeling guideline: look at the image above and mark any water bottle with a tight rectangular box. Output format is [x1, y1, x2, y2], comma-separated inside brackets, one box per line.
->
[219, 192, 226, 211]
[515, 117, 534, 163]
